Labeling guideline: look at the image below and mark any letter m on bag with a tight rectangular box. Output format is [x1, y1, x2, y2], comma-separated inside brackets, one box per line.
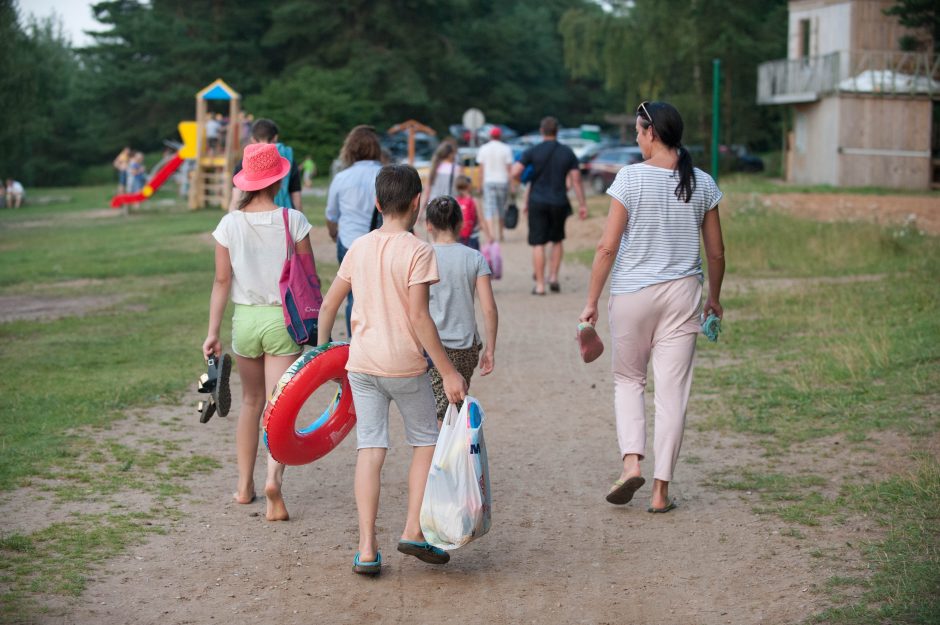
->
[470, 443, 481, 455]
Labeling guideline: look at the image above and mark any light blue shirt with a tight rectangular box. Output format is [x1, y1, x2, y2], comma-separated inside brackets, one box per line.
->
[325, 160, 383, 248]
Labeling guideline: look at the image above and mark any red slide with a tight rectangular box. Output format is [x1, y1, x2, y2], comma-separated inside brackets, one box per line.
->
[111, 154, 183, 209]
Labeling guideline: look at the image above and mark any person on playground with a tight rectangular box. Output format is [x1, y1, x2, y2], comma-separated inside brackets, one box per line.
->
[425, 194, 498, 421]
[203, 142, 315, 522]
[578, 101, 725, 513]
[316, 164, 467, 575]
[112, 147, 132, 194]
[511, 116, 587, 295]
[229, 118, 302, 213]
[325, 125, 384, 338]
[475, 126, 514, 242]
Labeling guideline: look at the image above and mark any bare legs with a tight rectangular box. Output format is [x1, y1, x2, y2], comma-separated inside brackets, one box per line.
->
[354, 448, 385, 563]
[354, 445, 435, 563]
[234, 355, 264, 504]
[531, 242, 564, 293]
[548, 241, 563, 286]
[233, 352, 298, 521]
[489, 216, 503, 243]
[532, 245, 546, 293]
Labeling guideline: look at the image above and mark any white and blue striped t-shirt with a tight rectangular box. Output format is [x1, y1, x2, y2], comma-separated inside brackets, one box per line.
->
[605, 164, 722, 294]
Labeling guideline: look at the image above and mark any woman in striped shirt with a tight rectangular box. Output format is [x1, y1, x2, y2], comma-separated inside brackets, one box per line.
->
[579, 101, 726, 513]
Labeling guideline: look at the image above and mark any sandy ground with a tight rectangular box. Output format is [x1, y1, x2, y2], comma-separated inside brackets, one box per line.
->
[5, 194, 935, 624]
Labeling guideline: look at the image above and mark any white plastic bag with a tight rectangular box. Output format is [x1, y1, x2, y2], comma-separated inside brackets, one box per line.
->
[420, 396, 492, 550]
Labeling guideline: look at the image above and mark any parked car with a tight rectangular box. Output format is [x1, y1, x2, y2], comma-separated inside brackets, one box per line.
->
[722, 144, 765, 172]
[582, 146, 644, 193]
[448, 123, 519, 145]
[381, 131, 439, 164]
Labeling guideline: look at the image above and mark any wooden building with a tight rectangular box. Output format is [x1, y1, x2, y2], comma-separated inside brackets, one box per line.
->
[757, 0, 939, 189]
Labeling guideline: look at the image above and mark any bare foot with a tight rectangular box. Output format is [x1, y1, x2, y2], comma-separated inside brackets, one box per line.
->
[264, 482, 289, 521]
[617, 454, 643, 485]
[233, 482, 255, 504]
[650, 478, 670, 510]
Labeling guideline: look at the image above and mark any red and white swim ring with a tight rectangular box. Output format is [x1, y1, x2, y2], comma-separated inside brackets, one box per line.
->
[263, 342, 356, 465]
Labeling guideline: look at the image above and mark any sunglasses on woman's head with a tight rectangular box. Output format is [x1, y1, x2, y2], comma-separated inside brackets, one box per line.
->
[637, 101, 654, 130]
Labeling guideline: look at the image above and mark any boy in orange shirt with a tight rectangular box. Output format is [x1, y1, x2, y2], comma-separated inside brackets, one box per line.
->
[317, 164, 467, 575]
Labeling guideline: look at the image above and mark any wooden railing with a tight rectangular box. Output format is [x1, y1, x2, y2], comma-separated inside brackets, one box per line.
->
[757, 50, 940, 104]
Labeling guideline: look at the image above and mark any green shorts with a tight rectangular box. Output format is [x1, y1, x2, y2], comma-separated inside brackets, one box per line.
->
[231, 304, 303, 359]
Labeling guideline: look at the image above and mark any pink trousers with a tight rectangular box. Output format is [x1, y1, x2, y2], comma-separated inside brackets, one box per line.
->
[608, 276, 701, 482]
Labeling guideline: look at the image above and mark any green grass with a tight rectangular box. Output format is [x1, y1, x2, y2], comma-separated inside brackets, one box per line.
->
[1, 182, 937, 621]
[0, 184, 332, 491]
[691, 198, 939, 449]
[720, 173, 940, 196]
[0, 510, 170, 621]
[572, 188, 939, 623]
[0, 182, 334, 618]
[813, 458, 940, 625]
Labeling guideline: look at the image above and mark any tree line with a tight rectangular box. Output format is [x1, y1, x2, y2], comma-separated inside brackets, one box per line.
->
[1, 0, 796, 186]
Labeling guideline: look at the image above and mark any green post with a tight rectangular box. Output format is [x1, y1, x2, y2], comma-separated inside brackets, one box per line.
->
[711, 58, 721, 182]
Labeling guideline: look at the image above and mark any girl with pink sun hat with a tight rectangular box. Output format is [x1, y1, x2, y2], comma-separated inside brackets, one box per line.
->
[203, 142, 315, 522]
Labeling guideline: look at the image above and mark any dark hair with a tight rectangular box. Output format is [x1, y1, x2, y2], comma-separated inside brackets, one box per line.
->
[539, 116, 559, 137]
[426, 195, 462, 234]
[340, 125, 382, 166]
[375, 164, 422, 216]
[428, 141, 456, 189]
[636, 101, 695, 203]
[237, 180, 280, 211]
[455, 175, 472, 192]
[251, 118, 279, 143]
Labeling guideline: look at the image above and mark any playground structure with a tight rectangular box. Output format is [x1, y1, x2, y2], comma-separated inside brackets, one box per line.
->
[188, 79, 241, 210]
[110, 79, 241, 210]
[110, 123, 196, 209]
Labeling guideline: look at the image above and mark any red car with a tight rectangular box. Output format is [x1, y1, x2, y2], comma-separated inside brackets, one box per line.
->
[582, 146, 644, 193]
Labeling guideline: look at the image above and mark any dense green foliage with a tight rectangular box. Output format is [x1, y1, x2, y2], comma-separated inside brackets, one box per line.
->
[18, 0, 917, 184]
[558, 0, 790, 151]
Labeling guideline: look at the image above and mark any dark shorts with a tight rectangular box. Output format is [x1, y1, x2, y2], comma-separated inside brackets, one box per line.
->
[527, 201, 571, 246]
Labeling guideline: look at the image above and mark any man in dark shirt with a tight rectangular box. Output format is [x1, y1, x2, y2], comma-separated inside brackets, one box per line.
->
[229, 118, 303, 212]
[511, 116, 587, 295]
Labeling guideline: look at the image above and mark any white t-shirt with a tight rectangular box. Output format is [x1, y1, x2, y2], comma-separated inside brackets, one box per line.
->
[605, 164, 722, 294]
[476, 140, 513, 185]
[212, 208, 312, 305]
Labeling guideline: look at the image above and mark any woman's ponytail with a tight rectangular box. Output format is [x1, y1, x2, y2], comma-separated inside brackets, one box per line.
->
[638, 101, 696, 203]
[674, 144, 695, 203]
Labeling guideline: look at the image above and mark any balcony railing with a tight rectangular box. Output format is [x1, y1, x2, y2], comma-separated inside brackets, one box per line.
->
[757, 50, 940, 104]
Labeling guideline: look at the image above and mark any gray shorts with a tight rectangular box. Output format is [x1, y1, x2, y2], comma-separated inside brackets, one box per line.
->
[348, 372, 439, 449]
[483, 183, 509, 220]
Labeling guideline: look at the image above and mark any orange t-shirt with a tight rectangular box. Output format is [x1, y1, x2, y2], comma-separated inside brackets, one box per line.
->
[336, 230, 439, 377]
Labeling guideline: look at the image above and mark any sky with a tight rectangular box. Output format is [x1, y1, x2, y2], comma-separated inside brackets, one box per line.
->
[19, 0, 100, 47]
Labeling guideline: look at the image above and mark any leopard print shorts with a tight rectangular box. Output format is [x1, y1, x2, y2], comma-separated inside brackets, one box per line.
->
[428, 342, 481, 420]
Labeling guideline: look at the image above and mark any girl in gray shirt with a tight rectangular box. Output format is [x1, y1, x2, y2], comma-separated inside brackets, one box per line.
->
[424, 196, 499, 420]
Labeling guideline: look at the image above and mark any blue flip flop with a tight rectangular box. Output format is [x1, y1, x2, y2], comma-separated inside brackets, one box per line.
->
[352, 551, 382, 575]
[397, 540, 450, 564]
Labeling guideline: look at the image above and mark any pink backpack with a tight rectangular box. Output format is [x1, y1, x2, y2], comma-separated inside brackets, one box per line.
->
[279, 209, 323, 345]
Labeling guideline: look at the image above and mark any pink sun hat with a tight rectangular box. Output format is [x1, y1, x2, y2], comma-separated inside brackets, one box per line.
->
[233, 143, 291, 192]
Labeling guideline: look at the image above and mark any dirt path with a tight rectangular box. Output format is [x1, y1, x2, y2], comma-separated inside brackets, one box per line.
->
[21, 216, 848, 625]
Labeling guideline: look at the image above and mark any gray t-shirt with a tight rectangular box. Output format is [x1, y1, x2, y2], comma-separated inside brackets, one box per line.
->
[429, 243, 491, 349]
